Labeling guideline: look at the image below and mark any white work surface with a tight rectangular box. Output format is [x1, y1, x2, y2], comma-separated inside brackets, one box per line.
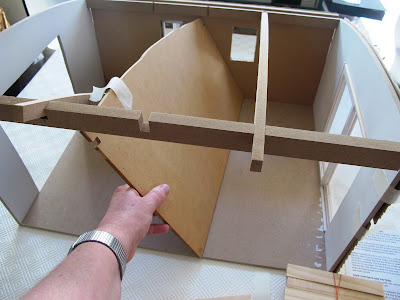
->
[0, 39, 286, 299]
[2, 1, 400, 297]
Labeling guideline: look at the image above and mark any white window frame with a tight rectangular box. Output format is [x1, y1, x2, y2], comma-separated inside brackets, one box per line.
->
[320, 63, 367, 223]
[161, 20, 183, 37]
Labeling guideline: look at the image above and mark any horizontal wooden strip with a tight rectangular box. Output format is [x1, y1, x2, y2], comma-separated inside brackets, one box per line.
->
[181, 0, 339, 18]
[86, 0, 153, 12]
[287, 264, 385, 296]
[0, 96, 33, 122]
[285, 287, 338, 300]
[148, 112, 254, 152]
[86, 0, 339, 26]
[287, 277, 384, 300]
[4, 100, 400, 171]
[0, 94, 91, 122]
[45, 101, 143, 136]
[265, 126, 400, 170]
[17, 94, 91, 122]
[154, 2, 207, 16]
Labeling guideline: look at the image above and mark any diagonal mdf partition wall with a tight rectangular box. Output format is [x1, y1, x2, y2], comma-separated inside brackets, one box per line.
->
[83, 19, 244, 258]
[1, 0, 400, 271]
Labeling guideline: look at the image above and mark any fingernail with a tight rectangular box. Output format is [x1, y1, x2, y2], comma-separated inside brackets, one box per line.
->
[160, 184, 170, 193]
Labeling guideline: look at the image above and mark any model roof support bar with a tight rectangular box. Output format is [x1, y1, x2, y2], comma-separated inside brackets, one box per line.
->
[251, 12, 269, 172]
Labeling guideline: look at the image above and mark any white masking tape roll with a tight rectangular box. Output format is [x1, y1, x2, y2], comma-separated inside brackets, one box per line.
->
[89, 77, 133, 110]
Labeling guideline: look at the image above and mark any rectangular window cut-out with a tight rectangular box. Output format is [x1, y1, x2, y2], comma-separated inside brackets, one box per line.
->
[320, 64, 367, 222]
[230, 27, 257, 62]
[162, 20, 183, 37]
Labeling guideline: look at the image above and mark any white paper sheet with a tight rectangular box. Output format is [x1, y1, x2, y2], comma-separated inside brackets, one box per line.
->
[346, 231, 400, 299]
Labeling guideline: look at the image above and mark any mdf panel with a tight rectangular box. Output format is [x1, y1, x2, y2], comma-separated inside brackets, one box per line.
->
[204, 100, 325, 270]
[92, 5, 336, 104]
[91, 9, 197, 82]
[92, 8, 261, 99]
[325, 167, 386, 271]
[22, 132, 194, 257]
[0, 125, 38, 223]
[204, 16, 261, 99]
[268, 22, 334, 105]
[314, 20, 400, 270]
[314, 20, 400, 142]
[85, 20, 243, 257]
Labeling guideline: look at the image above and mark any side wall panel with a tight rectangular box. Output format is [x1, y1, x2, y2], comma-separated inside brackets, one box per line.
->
[314, 20, 400, 271]
[0, 0, 104, 94]
[0, 125, 38, 223]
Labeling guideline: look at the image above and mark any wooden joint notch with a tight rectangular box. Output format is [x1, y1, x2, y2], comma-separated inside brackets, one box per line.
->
[265, 126, 400, 171]
[250, 12, 269, 172]
[0, 94, 91, 122]
[44, 102, 146, 136]
[148, 112, 254, 151]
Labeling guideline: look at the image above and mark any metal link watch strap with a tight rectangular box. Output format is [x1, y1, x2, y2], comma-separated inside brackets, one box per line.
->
[68, 231, 127, 280]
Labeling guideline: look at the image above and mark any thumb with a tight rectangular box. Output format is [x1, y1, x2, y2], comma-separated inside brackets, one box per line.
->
[143, 184, 170, 211]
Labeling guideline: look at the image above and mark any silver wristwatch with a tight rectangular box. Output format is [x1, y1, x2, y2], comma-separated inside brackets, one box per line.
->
[68, 230, 127, 280]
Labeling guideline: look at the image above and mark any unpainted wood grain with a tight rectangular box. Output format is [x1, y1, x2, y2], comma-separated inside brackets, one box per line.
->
[287, 264, 385, 296]
[85, 19, 243, 257]
[287, 277, 384, 300]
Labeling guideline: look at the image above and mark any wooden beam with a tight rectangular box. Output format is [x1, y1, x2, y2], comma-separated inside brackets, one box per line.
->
[148, 112, 254, 152]
[264, 125, 400, 170]
[154, 2, 207, 16]
[0, 94, 91, 122]
[2, 98, 400, 170]
[45, 101, 143, 136]
[85, 0, 153, 13]
[251, 12, 269, 172]
[0, 96, 33, 122]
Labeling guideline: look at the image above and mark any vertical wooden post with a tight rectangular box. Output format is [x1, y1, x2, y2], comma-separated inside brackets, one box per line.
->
[251, 12, 269, 172]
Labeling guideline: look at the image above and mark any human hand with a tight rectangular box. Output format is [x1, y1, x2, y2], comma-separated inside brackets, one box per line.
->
[96, 184, 170, 261]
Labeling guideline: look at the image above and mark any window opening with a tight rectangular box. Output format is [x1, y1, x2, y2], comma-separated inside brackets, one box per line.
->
[320, 64, 367, 222]
[162, 20, 183, 37]
[230, 27, 257, 62]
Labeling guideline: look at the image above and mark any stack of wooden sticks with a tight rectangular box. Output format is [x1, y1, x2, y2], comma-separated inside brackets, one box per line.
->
[285, 264, 385, 299]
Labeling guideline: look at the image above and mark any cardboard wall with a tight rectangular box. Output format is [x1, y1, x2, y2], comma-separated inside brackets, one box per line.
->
[91, 1, 337, 101]
[0, 0, 104, 95]
[314, 20, 400, 271]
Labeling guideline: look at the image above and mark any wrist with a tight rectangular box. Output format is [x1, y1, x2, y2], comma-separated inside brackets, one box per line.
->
[96, 224, 136, 260]
[68, 230, 127, 279]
